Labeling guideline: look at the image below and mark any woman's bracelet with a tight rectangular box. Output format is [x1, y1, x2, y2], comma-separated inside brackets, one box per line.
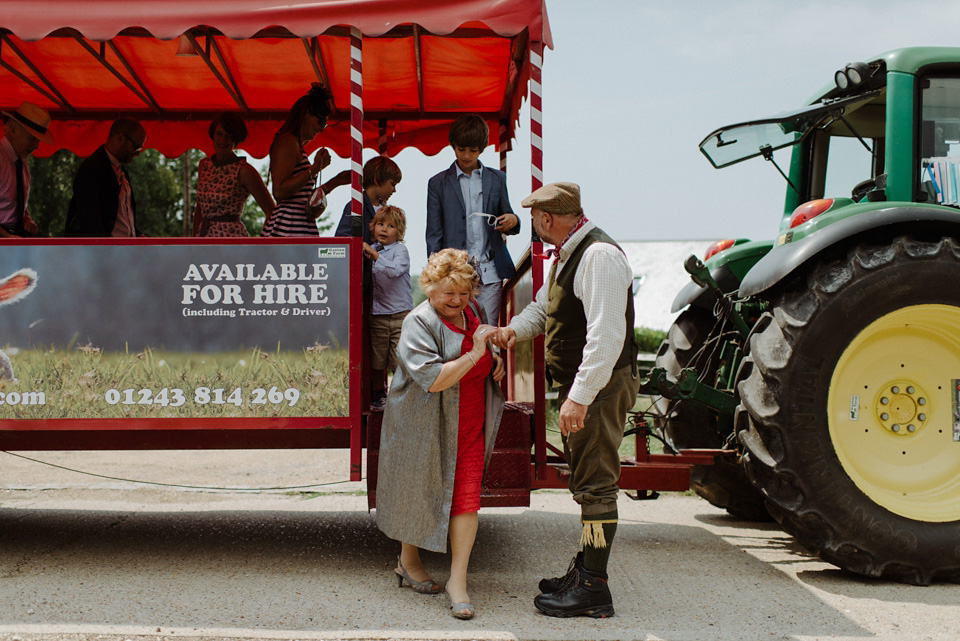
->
[466, 352, 477, 366]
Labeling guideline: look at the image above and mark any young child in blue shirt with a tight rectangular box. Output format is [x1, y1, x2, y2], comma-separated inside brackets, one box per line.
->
[426, 114, 520, 325]
[364, 205, 412, 408]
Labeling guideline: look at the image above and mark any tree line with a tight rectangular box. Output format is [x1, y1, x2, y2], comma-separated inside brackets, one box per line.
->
[27, 151, 334, 238]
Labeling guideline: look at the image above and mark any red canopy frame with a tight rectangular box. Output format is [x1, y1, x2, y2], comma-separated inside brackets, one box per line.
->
[0, 0, 552, 159]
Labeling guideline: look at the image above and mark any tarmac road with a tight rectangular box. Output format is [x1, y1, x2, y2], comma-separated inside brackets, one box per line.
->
[0, 449, 957, 641]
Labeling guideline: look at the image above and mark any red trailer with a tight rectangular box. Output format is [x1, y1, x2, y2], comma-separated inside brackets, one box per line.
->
[0, 0, 716, 504]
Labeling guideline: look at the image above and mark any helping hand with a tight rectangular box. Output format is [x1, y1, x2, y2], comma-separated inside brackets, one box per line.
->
[473, 324, 496, 346]
[467, 324, 492, 364]
[488, 327, 516, 350]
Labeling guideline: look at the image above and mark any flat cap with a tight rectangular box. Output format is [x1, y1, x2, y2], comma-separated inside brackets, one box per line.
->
[521, 181, 582, 215]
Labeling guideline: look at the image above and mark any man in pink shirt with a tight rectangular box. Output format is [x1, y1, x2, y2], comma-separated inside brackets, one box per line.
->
[0, 102, 53, 238]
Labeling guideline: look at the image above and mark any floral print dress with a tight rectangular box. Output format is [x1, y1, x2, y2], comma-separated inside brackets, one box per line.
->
[195, 156, 250, 237]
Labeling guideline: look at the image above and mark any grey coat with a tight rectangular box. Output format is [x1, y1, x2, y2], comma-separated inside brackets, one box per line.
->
[375, 299, 505, 553]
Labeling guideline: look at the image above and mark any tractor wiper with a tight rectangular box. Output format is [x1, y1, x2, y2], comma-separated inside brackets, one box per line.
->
[759, 144, 799, 196]
[837, 112, 875, 162]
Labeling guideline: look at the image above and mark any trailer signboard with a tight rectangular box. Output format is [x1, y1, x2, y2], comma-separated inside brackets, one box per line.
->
[0, 239, 362, 454]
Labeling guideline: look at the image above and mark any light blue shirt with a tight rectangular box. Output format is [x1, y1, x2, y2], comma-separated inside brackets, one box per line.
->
[456, 162, 499, 285]
[371, 241, 413, 315]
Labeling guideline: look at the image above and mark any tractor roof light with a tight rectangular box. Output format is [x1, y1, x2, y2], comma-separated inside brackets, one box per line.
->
[835, 62, 872, 91]
[789, 198, 834, 229]
[835, 69, 849, 91]
[704, 239, 736, 261]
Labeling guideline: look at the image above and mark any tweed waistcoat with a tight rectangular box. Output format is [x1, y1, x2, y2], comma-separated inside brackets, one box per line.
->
[544, 226, 637, 388]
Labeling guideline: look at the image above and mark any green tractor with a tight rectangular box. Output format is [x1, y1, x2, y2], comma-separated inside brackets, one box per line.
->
[650, 47, 960, 585]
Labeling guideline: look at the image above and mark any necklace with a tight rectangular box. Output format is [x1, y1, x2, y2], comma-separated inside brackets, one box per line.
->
[460, 310, 467, 330]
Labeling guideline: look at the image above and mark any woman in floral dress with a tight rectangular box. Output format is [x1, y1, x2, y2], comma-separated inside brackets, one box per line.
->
[193, 112, 274, 237]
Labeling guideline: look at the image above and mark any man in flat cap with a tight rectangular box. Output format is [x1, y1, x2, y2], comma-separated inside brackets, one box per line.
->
[0, 101, 53, 237]
[491, 181, 638, 618]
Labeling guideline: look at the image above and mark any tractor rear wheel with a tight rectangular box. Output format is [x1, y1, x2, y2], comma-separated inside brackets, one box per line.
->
[654, 308, 769, 521]
[737, 236, 960, 584]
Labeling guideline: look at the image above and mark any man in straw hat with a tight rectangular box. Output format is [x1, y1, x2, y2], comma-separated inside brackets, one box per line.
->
[0, 101, 54, 237]
[490, 181, 639, 619]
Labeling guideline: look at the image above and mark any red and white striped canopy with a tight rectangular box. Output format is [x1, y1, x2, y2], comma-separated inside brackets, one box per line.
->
[0, 0, 552, 158]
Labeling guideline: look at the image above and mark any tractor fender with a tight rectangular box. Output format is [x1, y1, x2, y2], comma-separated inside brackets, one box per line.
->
[739, 205, 960, 297]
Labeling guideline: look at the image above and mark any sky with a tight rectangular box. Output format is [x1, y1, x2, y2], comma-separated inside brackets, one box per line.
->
[310, 0, 960, 274]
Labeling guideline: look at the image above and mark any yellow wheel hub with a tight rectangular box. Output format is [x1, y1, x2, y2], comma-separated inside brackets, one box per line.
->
[875, 382, 928, 435]
[828, 304, 960, 522]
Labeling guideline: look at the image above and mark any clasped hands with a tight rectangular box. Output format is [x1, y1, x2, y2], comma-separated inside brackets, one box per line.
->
[473, 324, 505, 382]
[486, 326, 588, 435]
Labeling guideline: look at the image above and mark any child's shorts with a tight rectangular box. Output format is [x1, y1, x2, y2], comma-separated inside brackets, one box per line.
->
[368, 310, 410, 371]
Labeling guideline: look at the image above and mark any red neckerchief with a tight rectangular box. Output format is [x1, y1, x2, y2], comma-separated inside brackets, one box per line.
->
[535, 215, 588, 261]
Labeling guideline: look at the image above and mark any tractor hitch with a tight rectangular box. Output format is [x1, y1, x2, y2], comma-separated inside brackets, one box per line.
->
[641, 366, 738, 416]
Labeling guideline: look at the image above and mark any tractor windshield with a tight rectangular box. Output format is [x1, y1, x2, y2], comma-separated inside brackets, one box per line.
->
[699, 91, 881, 169]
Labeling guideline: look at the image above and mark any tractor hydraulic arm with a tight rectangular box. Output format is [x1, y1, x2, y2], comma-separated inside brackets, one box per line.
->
[642, 366, 739, 416]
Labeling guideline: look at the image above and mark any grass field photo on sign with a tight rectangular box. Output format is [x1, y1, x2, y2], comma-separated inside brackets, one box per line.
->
[0, 343, 349, 419]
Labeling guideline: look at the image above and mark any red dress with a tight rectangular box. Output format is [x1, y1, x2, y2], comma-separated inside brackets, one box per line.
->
[440, 305, 492, 516]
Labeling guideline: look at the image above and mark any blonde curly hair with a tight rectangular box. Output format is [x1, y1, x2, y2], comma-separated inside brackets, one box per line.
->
[419, 248, 479, 298]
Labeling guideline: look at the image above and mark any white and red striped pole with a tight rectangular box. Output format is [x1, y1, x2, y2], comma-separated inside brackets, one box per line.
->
[350, 26, 363, 219]
[349, 26, 364, 482]
[529, 41, 544, 193]
[498, 117, 511, 399]
[528, 40, 547, 479]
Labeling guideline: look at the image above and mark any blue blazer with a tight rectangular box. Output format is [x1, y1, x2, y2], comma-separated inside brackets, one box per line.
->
[426, 161, 519, 280]
[334, 192, 377, 304]
[334, 191, 376, 243]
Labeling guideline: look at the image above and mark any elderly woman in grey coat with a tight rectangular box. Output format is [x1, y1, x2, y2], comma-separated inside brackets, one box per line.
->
[375, 248, 505, 620]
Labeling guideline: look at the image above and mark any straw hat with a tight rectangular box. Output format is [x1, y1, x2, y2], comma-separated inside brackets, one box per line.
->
[2, 101, 54, 144]
[521, 181, 582, 215]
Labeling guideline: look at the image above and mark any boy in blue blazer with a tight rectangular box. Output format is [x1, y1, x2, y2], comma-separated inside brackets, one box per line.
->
[426, 115, 520, 324]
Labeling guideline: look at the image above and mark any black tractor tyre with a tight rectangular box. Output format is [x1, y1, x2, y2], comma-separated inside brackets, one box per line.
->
[737, 236, 960, 585]
[654, 308, 770, 521]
